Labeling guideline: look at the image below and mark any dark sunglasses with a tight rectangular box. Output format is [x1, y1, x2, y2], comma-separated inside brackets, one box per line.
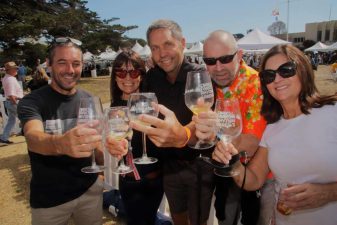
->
[259, 61, 297, 85]
[115, 69, 141, 79]
[54, 37, 82, 46]
[203, 51, 237, 66]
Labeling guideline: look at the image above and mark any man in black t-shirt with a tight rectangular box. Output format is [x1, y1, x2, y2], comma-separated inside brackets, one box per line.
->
[17, 38, 103, 225]
[130, 19, 215, 225]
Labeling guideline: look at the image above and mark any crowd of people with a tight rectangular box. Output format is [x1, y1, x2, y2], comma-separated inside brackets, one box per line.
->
[0, 18, 336, 225]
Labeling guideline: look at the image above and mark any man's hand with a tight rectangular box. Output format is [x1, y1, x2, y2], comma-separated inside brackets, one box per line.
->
[130, 104, 187, 148]
[54, 122, 102, 158]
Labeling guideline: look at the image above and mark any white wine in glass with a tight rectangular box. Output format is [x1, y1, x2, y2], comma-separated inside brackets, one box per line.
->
[104, 106, 133, 174]
[77, 96, 105, 173]
[127, 92, 159, 165]
[185, 70, 214, 149]
[214, 98, 243, 177]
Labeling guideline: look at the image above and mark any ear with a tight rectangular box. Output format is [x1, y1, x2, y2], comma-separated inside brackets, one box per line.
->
[181, 37, 186, 49]
[236, 49, 243, 62]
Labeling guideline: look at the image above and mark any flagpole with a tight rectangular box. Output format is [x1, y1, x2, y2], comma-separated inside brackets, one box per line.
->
[286, 0, 289, 41]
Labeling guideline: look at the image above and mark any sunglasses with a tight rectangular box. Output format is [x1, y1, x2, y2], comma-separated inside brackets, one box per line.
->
[259, 61, 297, 85]
[115, 69, 141, 79]
[54, 37, 82, 46]
[203, 51, 237, 66]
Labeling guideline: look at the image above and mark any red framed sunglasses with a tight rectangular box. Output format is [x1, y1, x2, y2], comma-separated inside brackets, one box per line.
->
[115, 69, 142, 79]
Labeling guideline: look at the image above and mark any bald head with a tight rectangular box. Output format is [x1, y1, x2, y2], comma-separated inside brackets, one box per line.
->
[204, 30, 237, 54]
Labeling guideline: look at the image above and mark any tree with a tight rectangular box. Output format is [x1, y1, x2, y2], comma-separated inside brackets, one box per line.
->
[268, 21, 287, 35]
[0, 0, 144, 65]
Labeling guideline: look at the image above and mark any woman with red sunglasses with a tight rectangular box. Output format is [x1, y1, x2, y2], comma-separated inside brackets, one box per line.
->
[212, 44, 337, 225]
[107, 50, 164, 225]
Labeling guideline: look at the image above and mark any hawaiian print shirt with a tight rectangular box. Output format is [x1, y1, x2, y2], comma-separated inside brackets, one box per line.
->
[216, 60, 266, 140]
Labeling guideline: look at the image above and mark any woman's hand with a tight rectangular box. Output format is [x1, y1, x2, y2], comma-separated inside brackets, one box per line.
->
[212, 140, 239, 164]
[105, 137, 128, 160]
[282, 183, 337, 211]
[193, 111, 217, 142]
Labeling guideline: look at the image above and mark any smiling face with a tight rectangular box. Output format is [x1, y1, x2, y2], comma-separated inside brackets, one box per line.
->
[48, 45, 83, 95]
[148, 28, 185, 78]
[115, 62, 141, 100]
[264, 53, 302, 107]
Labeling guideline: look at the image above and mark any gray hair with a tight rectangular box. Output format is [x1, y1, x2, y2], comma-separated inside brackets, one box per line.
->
[204, 30, 238, 51]
[146, 19, 183, 43]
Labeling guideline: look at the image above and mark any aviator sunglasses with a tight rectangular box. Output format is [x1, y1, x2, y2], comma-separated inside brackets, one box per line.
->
[259, 61, 297, 85]
[203, 51, 237, 66]
[54, 37, 82, 46]
[115, 69, 142, 79]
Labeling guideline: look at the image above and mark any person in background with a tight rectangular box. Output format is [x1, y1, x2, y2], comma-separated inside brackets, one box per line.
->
[212, 44, 337, 225]
[17, 62, 27, 90]
[108, 50, 164, 225]
[0, 61, 23, 144]
[27, 65, 49, 91]
[17, 37, 103, 225]
[130, 19, 214, 225]
[195, 30, 267, 225]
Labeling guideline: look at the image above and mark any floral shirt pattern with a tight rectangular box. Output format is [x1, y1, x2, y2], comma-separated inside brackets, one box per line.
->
[216, 61, 266, 139]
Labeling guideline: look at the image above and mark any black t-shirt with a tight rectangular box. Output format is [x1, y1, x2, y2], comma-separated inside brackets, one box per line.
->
[143, 59, 211, 161]
[17, 85, 97, 208]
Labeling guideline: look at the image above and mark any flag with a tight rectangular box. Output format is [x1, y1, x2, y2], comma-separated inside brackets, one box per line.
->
[272, 8, 280, 16]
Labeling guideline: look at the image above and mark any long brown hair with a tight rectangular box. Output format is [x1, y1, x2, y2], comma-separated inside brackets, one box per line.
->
[110, 50, 146, 104]
[260, 44, 337, 124]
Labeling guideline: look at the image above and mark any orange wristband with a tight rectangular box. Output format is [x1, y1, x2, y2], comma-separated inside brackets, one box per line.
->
[179, 126, 191, 148]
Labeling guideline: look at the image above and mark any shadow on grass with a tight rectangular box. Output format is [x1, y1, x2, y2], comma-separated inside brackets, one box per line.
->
[0, 152, 31, 209]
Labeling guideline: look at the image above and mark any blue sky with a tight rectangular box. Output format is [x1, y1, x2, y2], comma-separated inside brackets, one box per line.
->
[86, 0, 336, 43]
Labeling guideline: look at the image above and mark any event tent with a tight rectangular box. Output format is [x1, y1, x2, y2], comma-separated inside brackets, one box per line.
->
[97, 48, 117, 61]
[83, 51, 94, 62]
[304, 41, 328, 52]
[131, 41, 143, 54]
[325, 42, 337, 51]
[185, 41, 203, 55]
[138, 44, 151, 57]
[237, 28, 291, 50]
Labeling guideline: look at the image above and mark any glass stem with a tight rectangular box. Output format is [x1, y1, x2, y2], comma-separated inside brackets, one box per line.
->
[142, 132, 148, 158]
[91, 149, 97, 168]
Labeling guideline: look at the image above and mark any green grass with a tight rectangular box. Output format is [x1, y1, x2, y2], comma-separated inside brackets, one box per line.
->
[78, 75, 111, 105]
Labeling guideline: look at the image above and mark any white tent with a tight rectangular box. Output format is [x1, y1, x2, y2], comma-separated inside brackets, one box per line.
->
[304, 41, 328, 52]
[237, 28, 291, 50]
[138, 44, 151, 57]
[325, 42, 337, 51]
[185, 41, 203, 55]
[131, 41, 143, 54]
[83, 51, 94, 62]
[97, 50, 117, 61]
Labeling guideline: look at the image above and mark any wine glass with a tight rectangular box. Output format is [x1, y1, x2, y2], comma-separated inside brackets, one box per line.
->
[184, 70, 215, 149]
[213, 98, 243, 177]
[77, 96, 105, 173]
[104, 106, 133, 174]
[127, 92, 159, 165]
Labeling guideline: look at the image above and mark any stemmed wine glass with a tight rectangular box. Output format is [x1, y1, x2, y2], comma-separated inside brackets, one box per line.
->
[77, 96, 105, 173]
[127, 92, 159, 164]
[104, 106, 133, 174]
[184, 70, 215, 149]
[213, 98, 243, 177]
